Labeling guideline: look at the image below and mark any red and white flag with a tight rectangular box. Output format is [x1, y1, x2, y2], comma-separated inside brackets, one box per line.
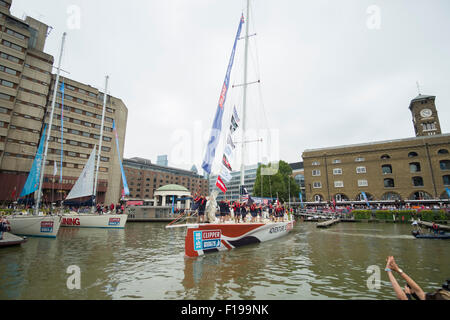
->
[216, 175, 227, 193]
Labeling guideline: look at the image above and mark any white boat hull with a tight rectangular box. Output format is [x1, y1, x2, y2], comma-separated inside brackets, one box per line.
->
[60, 214, 127, 229]
[183, 219, 295, 257]
[5, 215, 62, 238]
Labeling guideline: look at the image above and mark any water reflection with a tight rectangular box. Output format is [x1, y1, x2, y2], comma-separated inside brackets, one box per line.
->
[0, 221, 448, 300]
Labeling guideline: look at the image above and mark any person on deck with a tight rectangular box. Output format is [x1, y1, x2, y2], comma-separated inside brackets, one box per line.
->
[233, 201, 241, 223]
[198, 196, 206, 223]
[250, 203, 257, 223]
[0, 217, 8, 240]
[241, 203, 248, 223]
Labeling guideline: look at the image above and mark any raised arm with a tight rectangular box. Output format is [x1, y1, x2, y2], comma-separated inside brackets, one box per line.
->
[388, 256, 426, 300]
[385, 257, 408, 300]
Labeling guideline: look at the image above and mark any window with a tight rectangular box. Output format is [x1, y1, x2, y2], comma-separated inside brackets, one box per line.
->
[409, 162, 421, 173]
[356, 166, 366, 174]
[384, 178, 395, 188]
[380, 154, 391, 160]
[314, 194, 323, 202]
[313, 181, 322, 189]
[312, 169, 321, 176]
[0, 79, 14, 88]
[382, 164, 392, 174]
[443, 175, 450, 186]
[68, 152, 77, 157]
[382, 192, 401, 201]
[438, 149, 449, 155]
[412, 176, 424, 187]
[333, 168, 342, 175]
[0, 92, 12, 101]
[334, 181, 344, 188]
[312, 161, 320, 166]
[440, 160, 450, 171]
[408, 152, 418, 158]
[332, 159, 341, 164]
[355, 157, 365, 162]
[358, 180, 368, 187]
[411, 191, 431, 200]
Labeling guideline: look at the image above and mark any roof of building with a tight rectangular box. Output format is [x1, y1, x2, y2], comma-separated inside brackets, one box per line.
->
[303, 133, 450, 155]
[409, 94, 436, 110]
[123, 158, 205, 179]
[156, 184, 190, 192]
[289, 162, 304, 170]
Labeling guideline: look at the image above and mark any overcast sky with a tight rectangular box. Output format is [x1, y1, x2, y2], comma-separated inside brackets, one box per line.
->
[11, 0, 450, 173]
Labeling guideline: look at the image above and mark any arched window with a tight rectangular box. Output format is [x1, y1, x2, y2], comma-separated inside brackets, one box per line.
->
[314, 194, 323, 202]
[380, 154, 391, 160]
[440, 160, 450, 170]
[381, 192, 401, 200]
[384, 178, 395, 188]
[382, 164, 392, 174]
[409, 162, 421, 173]
[412, 176, 424, 187]
[356, 193, 374, 201]
[408, 152, 418, 158]
[334, 194, 349, 202]
[438, 149, 449, 155]
[410, 191, 432, 200]
[443, 175, 450, 186]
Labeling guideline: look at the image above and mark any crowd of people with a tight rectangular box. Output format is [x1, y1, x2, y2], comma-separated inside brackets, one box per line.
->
[190, 193, 293, 224]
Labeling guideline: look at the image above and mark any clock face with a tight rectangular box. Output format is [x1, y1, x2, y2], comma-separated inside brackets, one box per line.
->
[420, 109, 432, 118]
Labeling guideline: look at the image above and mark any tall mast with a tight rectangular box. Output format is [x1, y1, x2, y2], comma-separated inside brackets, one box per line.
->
[93, 75, 109, 205]
[240, 0, 250, 195]
[35, 32, 66, 215]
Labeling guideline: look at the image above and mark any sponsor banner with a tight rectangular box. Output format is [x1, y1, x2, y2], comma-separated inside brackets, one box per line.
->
[193, 230, 222, 251]
[40, 221, 54, 233]
[109, 218, 121, 226]
[127, 200, 143, 206]
[62, 217, 80, 226]
[227, 134, 235, 150]
[222, 154, 232, 171]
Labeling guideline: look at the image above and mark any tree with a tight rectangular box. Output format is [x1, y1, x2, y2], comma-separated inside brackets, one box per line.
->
[253, 160, 300, 203]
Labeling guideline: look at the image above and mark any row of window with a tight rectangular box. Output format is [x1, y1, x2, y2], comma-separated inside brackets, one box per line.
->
[4, 28, 27, 41]
[311, 149, 449, 166]
[0, 51, 22, 64]
[52, 91, 114, 114]
[53, 102, 114, 123]
[51, 110, 113, 132]
[312, 175, 450, 189]
[312, 190, 444, 202]
[0, 63, 20, 76]
[313, 160, 450, 176]
[1, 39, 24, 53]
[57, 81, 113, 106]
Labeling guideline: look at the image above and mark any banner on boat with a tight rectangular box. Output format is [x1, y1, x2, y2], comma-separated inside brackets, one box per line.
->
[193, 230, 222, 251]
[20, 124, 47, 197]
[40, 221, 54, 233]
[201, 15, 244, 175]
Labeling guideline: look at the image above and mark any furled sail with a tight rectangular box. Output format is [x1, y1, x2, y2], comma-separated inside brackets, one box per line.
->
[20, 124, 47, 197]
[65, 146, 96, 200]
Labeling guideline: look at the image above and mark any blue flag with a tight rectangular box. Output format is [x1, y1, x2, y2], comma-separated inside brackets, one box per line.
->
[446, 187, 450, 198]
[202, 15, 244, 174]
[113, 120, 130, 195]
[20, 124, 47, 197]
[299, 192, 304, 208]
[361, 191, 371, 209]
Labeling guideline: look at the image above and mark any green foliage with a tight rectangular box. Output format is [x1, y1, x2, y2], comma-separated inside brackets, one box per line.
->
[352, 209, 450, 222]
[253, 160, 300, 203]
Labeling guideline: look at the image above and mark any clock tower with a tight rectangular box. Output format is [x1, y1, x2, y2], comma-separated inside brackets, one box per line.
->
[409, 94, 442, 137]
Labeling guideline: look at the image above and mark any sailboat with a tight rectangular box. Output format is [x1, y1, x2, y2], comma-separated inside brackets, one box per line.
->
[166, 0, 294, 257]
[60, 76, 127, 229]
[5, 33, 68, 238]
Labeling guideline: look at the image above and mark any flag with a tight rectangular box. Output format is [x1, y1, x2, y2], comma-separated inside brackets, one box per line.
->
[299, 192, 304, 208]
[227, 134, 235, 150]
[201, 15, 244, 175]
[53, 161, 57, 176]
[361, 191, 371, 208]
[216, 175, 227, 193]
[60, 79, 65, 182]
[446, 187, 450, 198]
[113, 120, 130, 196]
[230, 115, 239, 133]
[222, 154, 232, 171]
[232, 105, 240, 123]
[219, 165, 232, 183]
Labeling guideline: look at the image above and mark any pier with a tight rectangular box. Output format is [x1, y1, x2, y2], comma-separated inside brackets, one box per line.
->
[317, 219, 341, 228]
[418, 221, 450, 232]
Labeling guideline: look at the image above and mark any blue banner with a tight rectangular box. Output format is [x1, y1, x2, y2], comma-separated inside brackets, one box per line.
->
[113, 120, 129, 195]
[361, 191, 371, 209]
[201, 15, 244, 174]
[446, 187, 450, 198]
[299, 192, 304, 208]
[20, 125, 47, 197]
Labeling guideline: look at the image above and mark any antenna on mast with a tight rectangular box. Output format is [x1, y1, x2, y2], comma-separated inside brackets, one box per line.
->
[416, 81, 421, 95]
